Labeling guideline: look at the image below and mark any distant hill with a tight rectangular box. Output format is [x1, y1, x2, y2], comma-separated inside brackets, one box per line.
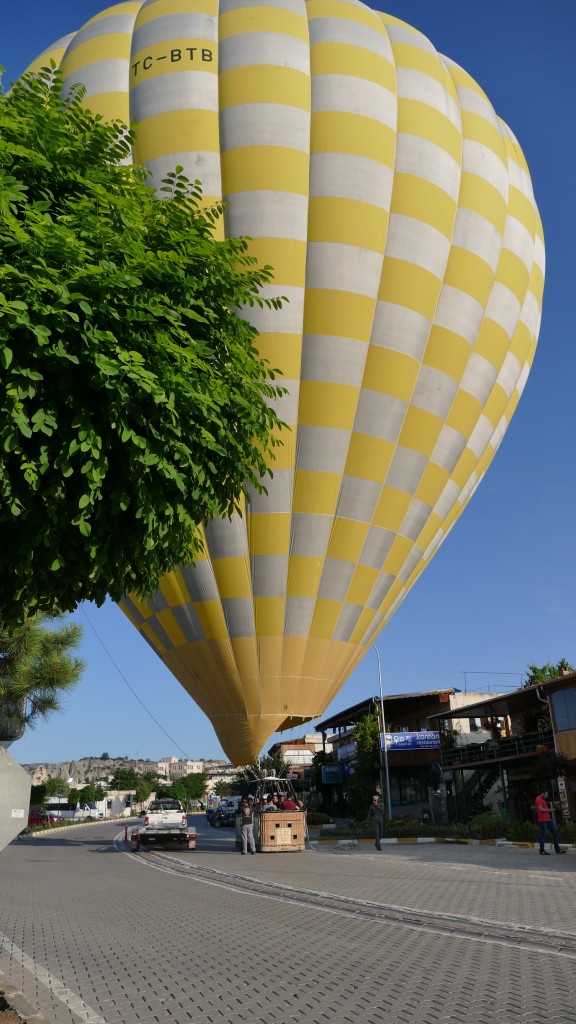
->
[22, 757, 158, 786]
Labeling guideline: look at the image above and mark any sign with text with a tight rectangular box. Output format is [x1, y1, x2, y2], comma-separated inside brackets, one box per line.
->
[381, 731, 441, 751]
[321, 764, 343, 784]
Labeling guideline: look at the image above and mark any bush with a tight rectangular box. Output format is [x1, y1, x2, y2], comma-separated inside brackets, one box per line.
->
[465, 812, 508, 839]
[559, 823, 576, 844]
[306, 812, 333, 826]
[506, 821, 538, 842]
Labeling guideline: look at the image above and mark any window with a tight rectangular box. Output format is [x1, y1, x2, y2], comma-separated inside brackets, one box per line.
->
[389, 768, 428, 807]
[551, 687, 576, 732]
[283, 749, 312, 764]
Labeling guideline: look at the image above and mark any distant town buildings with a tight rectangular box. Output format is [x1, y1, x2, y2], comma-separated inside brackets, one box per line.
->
[156, 756, 234, 793]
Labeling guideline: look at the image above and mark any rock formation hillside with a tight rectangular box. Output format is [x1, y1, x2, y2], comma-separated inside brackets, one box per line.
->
[22, 757, 157, 786]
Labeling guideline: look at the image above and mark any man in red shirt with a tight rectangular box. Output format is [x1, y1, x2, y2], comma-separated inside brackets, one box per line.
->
[279, 795, 299, 811]
[534, 789, 566, 855]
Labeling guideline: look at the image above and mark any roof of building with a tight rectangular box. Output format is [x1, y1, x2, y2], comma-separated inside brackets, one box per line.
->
[316, 690, 457, 732]
[427, 673, 576, 722]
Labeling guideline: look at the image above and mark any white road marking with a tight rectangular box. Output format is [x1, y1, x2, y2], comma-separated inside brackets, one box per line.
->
[0, 933, 107, 1024]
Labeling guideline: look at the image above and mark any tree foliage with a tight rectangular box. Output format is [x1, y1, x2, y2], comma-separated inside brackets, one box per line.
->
[44, 776, 69, 798]
[111, 766, 140, 790]
[134, 777, 152, 807]
[534, 750, 576, 781]
[0, 67, 287, 624]
[213, 779, 233, 797]
[156, 772, 206, 804]
[30, 783, 47, 807]
[524, 660, 574, 687]
[349, 711, 381, 817]
[0, 613, 84, 739]
[78, 781, 105, 805]
[310, 750, 334, 813]
[176, 772, 207, 801]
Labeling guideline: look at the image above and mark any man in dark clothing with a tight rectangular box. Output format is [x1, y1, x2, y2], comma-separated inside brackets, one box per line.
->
[367, 795, 384, 850]
[239, 800, 256, 854]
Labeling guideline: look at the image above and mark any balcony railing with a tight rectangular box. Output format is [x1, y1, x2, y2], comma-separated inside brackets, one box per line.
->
[442, 730, 554, 768]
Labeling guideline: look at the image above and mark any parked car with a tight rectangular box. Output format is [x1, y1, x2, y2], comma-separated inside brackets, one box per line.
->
[28, 808, 59, 827]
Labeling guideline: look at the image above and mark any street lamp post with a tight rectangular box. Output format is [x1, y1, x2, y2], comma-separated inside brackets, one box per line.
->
[372, 644, 392, 820]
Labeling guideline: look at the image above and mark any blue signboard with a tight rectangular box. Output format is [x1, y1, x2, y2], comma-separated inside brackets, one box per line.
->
[381, 731, 440, 751]
[321, 764, 343, 784]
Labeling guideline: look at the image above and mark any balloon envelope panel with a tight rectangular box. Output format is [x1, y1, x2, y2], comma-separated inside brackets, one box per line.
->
[28, 0, 544, 764]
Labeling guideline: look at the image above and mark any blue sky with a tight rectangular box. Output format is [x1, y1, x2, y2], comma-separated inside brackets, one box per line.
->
[3, 1, 576, 766]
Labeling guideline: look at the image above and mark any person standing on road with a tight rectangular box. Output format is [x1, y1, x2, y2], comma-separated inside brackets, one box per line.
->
[367, 795, 384, 851]
[535, 789, 566, 856]
[239, 800, 256, 855]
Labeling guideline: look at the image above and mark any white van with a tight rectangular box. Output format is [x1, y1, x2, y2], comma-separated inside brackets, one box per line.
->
[45, 802, 93, 820]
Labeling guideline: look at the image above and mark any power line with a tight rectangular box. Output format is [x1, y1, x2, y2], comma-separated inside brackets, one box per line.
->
[80, 607, 193, 761]
[460, 670, 525, 694]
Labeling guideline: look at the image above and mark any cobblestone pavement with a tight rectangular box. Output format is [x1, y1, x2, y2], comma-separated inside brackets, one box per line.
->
[0, 819, 575, 1024]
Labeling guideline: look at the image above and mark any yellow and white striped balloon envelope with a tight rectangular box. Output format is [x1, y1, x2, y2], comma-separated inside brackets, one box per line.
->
[29, 0, 544, 764]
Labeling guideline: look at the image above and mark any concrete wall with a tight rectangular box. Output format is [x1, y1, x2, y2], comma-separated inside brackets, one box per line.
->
[0, 748, 32, 853]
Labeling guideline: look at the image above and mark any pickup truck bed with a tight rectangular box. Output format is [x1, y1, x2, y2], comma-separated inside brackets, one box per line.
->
[130, 823, 196, 850]
[129, 799, 196, 851]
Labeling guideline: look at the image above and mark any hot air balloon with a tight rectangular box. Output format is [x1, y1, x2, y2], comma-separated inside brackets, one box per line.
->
[27, 0, 544, 765]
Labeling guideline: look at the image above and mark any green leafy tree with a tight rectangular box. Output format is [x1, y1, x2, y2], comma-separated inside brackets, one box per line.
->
[179, 772, 207, 802]
[524, 660, 575, 686]
[310, 750, 334, 813]
[0, 614, 84, 740]
[78, 782, 105, 805]
[534, 750, 576, 781]
[349, 711, 381, 818]
[30, 783, 47, 807]
[521, 661, 574, 733]
[0, 66, 287, 625]
[134, 777, 152, 808]
[155, 779, 173, 797]
[44, 777, 69, 799]
[171, 782, 187, 804]
[213, 779, 233, 797]
[111, 767, 139, 790]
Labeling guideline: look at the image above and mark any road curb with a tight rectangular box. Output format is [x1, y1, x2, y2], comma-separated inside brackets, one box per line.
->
[22, 816, 129, 838]
[317, 835, 576, 850]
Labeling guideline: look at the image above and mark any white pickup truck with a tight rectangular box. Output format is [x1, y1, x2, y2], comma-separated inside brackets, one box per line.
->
[130, 799, 196, 851]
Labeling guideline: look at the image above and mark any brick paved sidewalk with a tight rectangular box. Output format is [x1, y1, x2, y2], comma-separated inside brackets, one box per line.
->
[1, 823, 575, 1023]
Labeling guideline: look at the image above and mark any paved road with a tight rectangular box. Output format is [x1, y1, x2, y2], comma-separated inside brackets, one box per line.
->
[1, 816, 575, 1023]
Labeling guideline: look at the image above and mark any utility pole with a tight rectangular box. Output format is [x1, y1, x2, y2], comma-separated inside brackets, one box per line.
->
[372, 644, 392, 820]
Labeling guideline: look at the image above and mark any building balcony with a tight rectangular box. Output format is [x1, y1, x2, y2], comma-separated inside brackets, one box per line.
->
[442, 729, 555, 769]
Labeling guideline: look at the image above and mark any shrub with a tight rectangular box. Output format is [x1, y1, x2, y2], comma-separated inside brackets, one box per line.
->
[306, 811, 333, 826]
[559, 823, 576, 844]
[465, 812, 508, 839]
[506, 821, 539, 842]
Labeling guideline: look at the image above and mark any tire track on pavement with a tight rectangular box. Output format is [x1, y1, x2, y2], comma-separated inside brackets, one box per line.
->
[116, 842, 576, 960]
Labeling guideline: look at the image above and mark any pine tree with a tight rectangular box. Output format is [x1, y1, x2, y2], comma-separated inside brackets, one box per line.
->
[0, 614, 84, 740]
